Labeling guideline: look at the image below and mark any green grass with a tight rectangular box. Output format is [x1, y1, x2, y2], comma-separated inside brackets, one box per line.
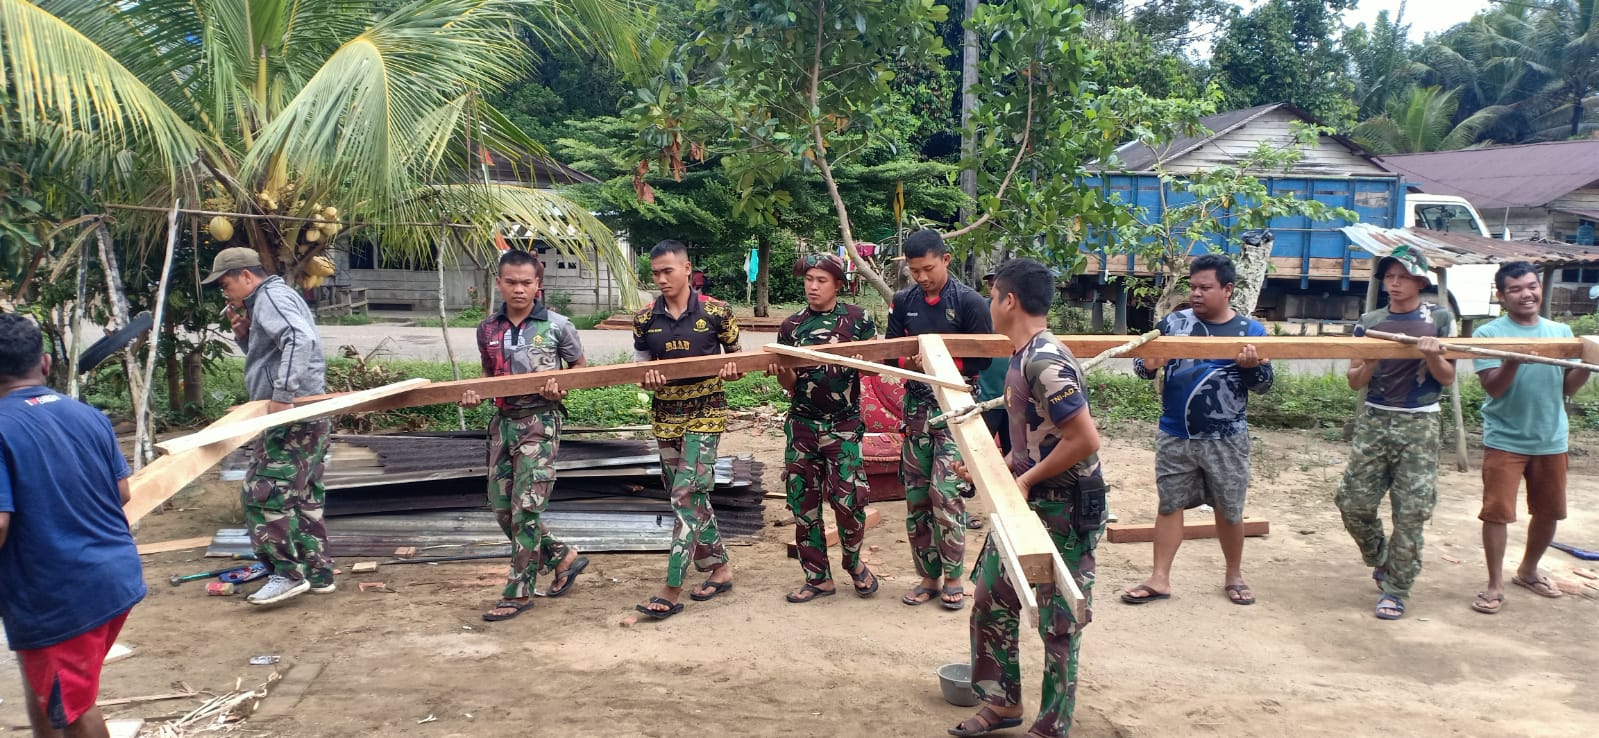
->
[317, 313, 374, 326]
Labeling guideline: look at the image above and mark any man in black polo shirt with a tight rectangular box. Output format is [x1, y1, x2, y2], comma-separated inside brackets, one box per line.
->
[631, 240, 743, 620]
[887, 229, 994, 610]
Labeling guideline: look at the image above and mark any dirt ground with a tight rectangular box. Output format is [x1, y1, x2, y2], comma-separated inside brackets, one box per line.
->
[3, 421, 1597, 737]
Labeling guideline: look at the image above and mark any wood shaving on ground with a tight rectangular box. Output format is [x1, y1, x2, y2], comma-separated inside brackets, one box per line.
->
[147, 671, 286, 737]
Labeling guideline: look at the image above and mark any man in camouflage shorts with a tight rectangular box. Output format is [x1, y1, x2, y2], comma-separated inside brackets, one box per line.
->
[204, 247, 333, 607]
[463, 249, 589, 622]
[1337, 245, 1455, 621]
[769, 253, 880, 603]
[951, 258, 1107, 738]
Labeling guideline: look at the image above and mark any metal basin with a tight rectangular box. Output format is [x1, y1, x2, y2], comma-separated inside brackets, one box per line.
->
[937, 662, 980, 706]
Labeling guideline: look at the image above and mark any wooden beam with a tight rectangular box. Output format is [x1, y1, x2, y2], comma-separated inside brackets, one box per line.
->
[763, 342, 969, 390]
[918, 334, 1086, 621]
[1054, 335, 1584, 362]
[156, 378, 430, 455]
[125, 401, 270, 524]
[1582, 336, 1599, 366]
[1105, 517, 1271, 544]
[136, 536, 213, 555]
[297, 335, 1014, 414]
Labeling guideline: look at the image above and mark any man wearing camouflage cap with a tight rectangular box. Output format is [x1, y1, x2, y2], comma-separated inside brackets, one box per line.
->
[203, 247, 332, 607]
[1336, 245, 1455, 621]
[769, 253, 880, 602]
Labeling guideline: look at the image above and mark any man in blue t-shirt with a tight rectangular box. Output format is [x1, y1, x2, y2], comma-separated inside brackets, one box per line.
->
[1469, 262, 1590, 614]
[0, 313, 146, 736]
[1336, 245, 1455, 621]
[1122, 254, 1274, 607]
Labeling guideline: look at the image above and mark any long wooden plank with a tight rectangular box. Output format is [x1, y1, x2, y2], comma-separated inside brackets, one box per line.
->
[125, 401, 270, 524]
[1582, 336, 1599, 366]
[300, 335, 1014, 414]
[1105, 518, 1271, 544]
[919, 334, 1087, 621]
[1055, 335, 1583, 362]
[135, 536, 213, 555]
[156, 378, 430, 455]
[763, 342, 969, 390]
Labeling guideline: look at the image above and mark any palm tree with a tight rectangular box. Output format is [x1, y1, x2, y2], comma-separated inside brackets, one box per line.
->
[0, 0, 642, 296]
[1351, 85, 1502, 154]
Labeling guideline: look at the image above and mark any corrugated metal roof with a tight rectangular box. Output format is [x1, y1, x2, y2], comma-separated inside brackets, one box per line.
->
[1342, 223, 1599, 267]
[1376, 141, 1599, 209]
[1106, 102, 1378, 171]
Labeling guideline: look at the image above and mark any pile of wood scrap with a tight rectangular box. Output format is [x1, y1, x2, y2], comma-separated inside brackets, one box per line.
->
[213, 433, 767, 556]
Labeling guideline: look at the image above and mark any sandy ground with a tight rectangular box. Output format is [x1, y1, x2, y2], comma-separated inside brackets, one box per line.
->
[3, 421, 1597, 737]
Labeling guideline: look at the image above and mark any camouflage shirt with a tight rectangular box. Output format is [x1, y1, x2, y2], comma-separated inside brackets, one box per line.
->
[777, 301, 878, 421]
[1359, 302, 1456, 411]
[1005, 330, 1101, 491]
[476, 301, 584, 415]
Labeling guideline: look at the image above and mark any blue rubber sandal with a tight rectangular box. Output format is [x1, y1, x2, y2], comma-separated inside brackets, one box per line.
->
[1375, 592, 1405, 620]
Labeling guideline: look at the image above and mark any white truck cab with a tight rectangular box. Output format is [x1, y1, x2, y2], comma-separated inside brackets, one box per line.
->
[1403, 193, 1500, 319]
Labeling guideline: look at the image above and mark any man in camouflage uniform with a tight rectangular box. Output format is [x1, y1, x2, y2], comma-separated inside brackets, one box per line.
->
[463, 249, 589, 622]
[1337, 245, 1455, 621]
[204, 247, 332, 607]
[769, 254, 879, 602]
[632, 240, 743, 620]
[951, 258, 1106, 738]
[888, 230, 994, 610]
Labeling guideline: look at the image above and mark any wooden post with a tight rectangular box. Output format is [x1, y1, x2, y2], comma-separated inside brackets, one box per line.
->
[437, 228, 466, 430]
[1541, 266, 1555, 317]
[918, 334, 1086, 622]
[1090, 298, 1104, 332]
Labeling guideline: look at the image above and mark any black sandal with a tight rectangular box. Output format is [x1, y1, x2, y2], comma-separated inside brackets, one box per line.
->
[851, 565, 879, 597]
[941, 583, 967, 611]
[545, 556, 589, 597]
[634, 597, 683, 620]
[948, 705, 1023, 737]
[688, 579, 733, 601]
[785, 583, 836, 603]
[482, 599, 532, 622]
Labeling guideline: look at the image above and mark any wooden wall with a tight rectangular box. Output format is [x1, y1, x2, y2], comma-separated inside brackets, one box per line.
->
[1164, 109, 1389, 176]
[335, 239, 634, 315]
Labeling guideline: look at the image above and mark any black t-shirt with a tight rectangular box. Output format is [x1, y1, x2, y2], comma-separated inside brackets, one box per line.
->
[885, 277, 993, 399]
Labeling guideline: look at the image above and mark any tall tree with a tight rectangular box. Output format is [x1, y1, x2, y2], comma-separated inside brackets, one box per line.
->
[1470, 0, 1599, 139]
[1209, 0, 1358, 127]
[1351, 86, 1501, 154]
[0, 0, 642, 292]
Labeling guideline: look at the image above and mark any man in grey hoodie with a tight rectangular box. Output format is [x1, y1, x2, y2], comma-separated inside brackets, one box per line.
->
[203, 247, 331, 606]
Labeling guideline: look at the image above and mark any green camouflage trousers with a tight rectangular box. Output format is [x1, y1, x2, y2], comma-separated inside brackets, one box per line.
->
[1335, 406, 1441, 600]
[660, 432, 728, 588]
[786, 415, 868, 585]
[488, 410, 571, 600]
[244, 419, 333, 585]
[971, 500, 1099, 737]
[902, 398, 966, 579]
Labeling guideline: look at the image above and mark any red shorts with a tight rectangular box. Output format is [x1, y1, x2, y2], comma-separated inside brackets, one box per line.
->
[16, 610, 130, 729]
[1479, 448, 1568, 524]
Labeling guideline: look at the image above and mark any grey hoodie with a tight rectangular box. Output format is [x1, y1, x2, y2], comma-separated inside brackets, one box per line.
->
[238, 275, 326, 403]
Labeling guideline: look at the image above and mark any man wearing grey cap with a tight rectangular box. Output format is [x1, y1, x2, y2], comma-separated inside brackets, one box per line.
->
[202, 247, 331, 606]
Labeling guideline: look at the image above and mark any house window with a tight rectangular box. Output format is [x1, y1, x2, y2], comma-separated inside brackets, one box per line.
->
[1560, 268, 1599, 283]
[348, 238, 376, 270]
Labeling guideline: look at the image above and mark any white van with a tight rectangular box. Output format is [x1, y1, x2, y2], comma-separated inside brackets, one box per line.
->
[1404, 193, 1500, 319]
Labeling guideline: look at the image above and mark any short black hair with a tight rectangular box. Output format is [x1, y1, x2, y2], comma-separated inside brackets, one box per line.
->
[650, 239, 688, 259]
[1494, 261, 1539, 292]
[903, 230, 949, 259]
[0, 312, 44, 379]
[497, 248, 544, 278]
[991, 258, 1055, 317]
[1190, 253, 1236, 287]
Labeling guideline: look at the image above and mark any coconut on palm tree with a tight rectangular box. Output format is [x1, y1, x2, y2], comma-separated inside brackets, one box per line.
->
[0, 0, 642, 298]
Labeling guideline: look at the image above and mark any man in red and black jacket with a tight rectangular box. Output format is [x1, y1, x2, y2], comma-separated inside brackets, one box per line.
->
[460, 250, 589, 623]
[886, 229, 993, 610]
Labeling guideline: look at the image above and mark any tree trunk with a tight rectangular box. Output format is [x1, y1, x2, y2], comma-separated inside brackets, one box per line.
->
[754, 234, 771, 317]
[164, 322, 181, 413]
[183, 350, 205, 412]
[1572, 92, 1584, 139]
[1232, 235, 1274, 316]
[958, 0, 978, 223]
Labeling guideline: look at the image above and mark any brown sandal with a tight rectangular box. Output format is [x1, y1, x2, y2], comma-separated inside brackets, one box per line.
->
[948, 705, 1022, 737]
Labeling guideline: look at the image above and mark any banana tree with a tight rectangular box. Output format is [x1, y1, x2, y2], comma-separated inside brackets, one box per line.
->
[0, 0, 642, 300]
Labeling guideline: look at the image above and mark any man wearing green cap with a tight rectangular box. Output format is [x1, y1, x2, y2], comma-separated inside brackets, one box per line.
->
[202, 247, 331, 607]
[1336, 245, 1455, 621]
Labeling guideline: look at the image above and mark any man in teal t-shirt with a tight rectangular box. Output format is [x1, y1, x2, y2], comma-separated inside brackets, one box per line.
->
[1469, 261, 1590, 615]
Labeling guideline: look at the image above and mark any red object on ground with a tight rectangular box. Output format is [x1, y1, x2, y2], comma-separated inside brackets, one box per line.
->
[860, 375, 906, 501]
[17, 610, 130, 728]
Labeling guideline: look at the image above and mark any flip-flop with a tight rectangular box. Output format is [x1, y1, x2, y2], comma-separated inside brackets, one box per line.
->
[1512, 572, 1563, 599]
[785, 583, 836, 603]
[545, 556, 589, 598]
[1375, 593, 1405, 620]
[1120, 584, 1171, 605]
[948, 705, 1023, 737]
[1471, 591, 1504, 614]
[850, 565, 879, 597]
[940, 584, 966, 611]
[1225, 583, 1256, 606]
[482, 599, 533, 622]
[688, 579, 733, 601]
[902, 586, 938, 606]
[634, 597, 683, 620]
[1372, 567, 1388, 592]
